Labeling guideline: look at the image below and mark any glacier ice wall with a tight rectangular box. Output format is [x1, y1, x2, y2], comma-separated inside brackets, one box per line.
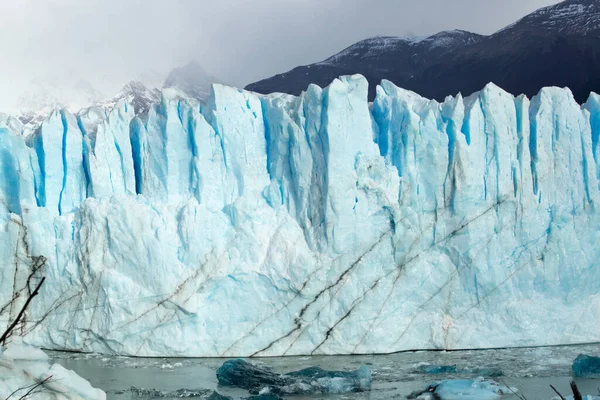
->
[1, 76, 600, 357]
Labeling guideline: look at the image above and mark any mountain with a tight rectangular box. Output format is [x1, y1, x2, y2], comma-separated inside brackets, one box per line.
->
[4, 60, 218, 131]
[99, 81, 161, 115]
[2, 75, 600, 356]
[246, 30, 484, 101]
[163, 60, 220, 103]
[246, 0, 600, 103]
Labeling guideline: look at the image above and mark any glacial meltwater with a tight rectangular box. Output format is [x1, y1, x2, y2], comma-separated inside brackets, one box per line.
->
[49, 343, 600, 399]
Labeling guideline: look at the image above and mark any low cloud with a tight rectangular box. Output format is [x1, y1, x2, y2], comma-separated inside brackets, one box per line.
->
[0, 0, 558, 109]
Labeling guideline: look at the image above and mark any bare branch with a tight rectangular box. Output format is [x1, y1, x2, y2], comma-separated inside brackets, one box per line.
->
[17, 375, 54, 400]
[550, 385, 566, 400]
[5, 375, 53, 400]
[570, 381, 582, 400]
[0, 277, 45, 345]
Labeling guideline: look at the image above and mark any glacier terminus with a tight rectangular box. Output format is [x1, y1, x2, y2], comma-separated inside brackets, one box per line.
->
[1, 75, 600, 357]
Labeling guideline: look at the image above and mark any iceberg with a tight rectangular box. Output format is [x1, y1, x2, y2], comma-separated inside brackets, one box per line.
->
[572, 354, 600, 377]
[1, 75, 600, 357]
[408, 378, 517, 399]
[216, 359, 371, 395]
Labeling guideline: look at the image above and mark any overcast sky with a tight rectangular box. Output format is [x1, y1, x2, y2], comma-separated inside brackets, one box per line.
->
[0, 0, 559, 109]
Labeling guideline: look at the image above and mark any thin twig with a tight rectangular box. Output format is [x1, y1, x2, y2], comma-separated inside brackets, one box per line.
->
[17, 375, 53, 400]
[499, 378, 527, 400]
[550, 385, 566, 400]
[0, 277, 45, 345]
[5, 375, 53, 400]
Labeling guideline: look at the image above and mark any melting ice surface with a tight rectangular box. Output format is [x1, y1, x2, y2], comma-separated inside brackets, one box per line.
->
[2, 75, 600, 357]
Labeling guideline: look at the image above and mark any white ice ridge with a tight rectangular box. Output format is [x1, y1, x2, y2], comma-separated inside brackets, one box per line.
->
[0, 341, 105, 399]
[1, 75, 600, 357]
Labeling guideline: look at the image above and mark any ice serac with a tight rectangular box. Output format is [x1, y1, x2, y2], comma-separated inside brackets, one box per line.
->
[1, 75, 600, 357]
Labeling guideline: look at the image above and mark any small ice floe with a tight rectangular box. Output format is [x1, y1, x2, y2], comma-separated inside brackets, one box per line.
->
[216, 359, 371, 396]
[572, 354, 600, 377]
[408, 377, 517, 399]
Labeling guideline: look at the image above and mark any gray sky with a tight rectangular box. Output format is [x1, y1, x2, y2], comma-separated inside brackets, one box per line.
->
[0, 0, 559, 110]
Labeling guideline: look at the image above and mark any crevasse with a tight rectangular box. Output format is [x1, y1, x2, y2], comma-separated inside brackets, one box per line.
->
[0, 75, 599, 357]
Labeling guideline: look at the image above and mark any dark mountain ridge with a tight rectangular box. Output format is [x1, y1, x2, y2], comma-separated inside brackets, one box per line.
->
[246, 0, 600, 103]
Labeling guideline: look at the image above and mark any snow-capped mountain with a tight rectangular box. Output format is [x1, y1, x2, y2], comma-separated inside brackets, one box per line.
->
[318, 30, 484, 70]
[246, 0, 600, 103]
[99, 81, 161, 115]
[498, 0, 600, 36]
[6, 61, 220, 136]
[246, 30, 484, 100]
[163, 60, 220, 103]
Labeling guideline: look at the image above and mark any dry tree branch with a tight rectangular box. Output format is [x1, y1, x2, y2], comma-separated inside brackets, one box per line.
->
[550, 384, 566, 400]
[498, 378, 527, 400]
[570, 381, 583, 400]
[0, 277, 45, 345]
[16, 375, 54, 400]
[4, 375, 54, 400]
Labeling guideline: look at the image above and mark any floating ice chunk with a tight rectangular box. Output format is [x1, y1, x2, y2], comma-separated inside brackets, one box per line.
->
[572, 354, 600, 377]
[408, 378, 517, 399]
[285, 365, 372, 393]
[216, 359, 371, 395]
[2, 341, 49, 361]
[216, 359, 295, 393]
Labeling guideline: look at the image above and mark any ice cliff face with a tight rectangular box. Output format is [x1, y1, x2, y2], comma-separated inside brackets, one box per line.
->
[1, 75, 600, 357]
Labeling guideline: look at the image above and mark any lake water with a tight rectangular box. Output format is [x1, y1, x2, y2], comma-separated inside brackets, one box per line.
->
[49, 343, 600, 399]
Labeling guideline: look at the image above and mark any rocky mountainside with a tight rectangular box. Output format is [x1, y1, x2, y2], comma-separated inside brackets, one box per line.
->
[246, 0, 600, 103]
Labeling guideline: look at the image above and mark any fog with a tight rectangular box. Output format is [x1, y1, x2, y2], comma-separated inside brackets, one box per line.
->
[0, 0, 558, 111]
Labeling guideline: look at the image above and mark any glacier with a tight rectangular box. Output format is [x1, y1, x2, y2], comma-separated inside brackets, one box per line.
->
[1, 75, 600, 357]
